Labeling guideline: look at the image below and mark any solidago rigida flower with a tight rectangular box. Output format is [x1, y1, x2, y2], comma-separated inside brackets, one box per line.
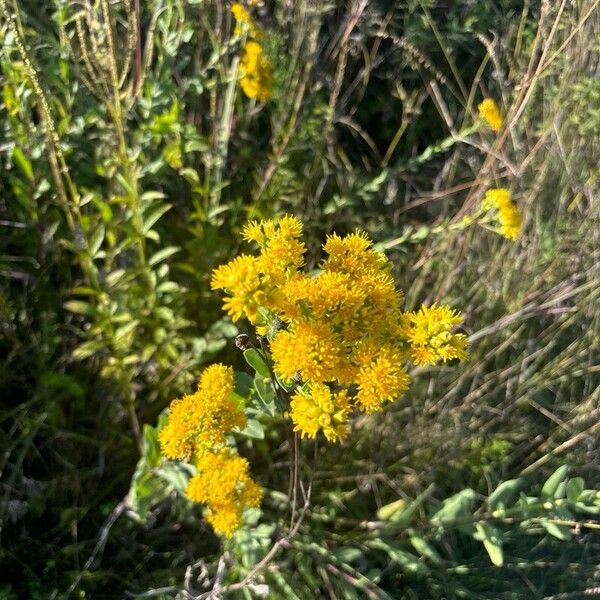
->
[231, 3, 272, 102]
[159, 364, 262, 538]
[403, 305, 468, 367]
[478, 98, 503, 132]
[212, 215, 467, 442]
[186, 448, 263, 538]
[483, 188, 522, 240]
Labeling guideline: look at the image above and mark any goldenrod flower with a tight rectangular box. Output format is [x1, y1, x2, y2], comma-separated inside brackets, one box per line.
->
[483, 188, 522, 240]
[211, 217, 468, 440]
[186, 448, 263, 537]
[270, 321, 345, 384]
[354, 345, 410, 413]
[240, 40, 272, 102]
[290, 383, 350, 442]
[404, 304, 467, 367]
[159, 364, 246, 459]
[478, 98, 503, 132]
[231, 3, 264, 40]
[323, 231, 387, 277]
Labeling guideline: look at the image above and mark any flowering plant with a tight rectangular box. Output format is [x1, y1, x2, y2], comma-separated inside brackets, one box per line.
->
[158, 216, 467, 537]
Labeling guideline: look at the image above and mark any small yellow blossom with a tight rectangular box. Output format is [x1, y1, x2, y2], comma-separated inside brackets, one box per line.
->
[240, 40, 272, 102]
[404, 304, 467, 367]
[270, 321, 345, 384]
[231, 3, 264, 40]
[186, 448, 263, 538]
[354, 345, 410, 413]
[483, 188, 522, 240]
[159, 364, 246, 459]
[478, 98, 503, 132]
[290, 383, 350, 442]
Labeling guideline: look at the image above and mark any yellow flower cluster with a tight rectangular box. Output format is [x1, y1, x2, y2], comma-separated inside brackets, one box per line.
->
[186, 448, 263, 538]
[231, 4, 272, 102]
[403, 304, 468, 367]
[483, 188, 522, 240]
[212, 216, 467, 441]
[478, 98, 503, 132]
[159, 364, 262, 537]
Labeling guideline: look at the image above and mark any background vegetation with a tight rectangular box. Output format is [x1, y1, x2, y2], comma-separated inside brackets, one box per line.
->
[0, 0, 598, 598]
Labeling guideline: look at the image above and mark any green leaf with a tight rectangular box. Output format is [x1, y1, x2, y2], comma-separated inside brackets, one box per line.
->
[143, 203, 172, 233]
[64, 300, 96, 317]
[89, 224, 105, 257]
[431, 488, 477, 528]
[377, 498, 408, 521]
[253, 373, 277, 416]
[540, 519, 571, 541]
[239, 418, 265, 439]
[149, 246, 180, 266]
[368, 541, 427, 574]
[474, 523, 504, 566]
[142, 424, 161, 467]
[566, 477, 585, 503]
[409, 535, 443, 565]
[155, 462, 195, 493]
[234, 371, 254, 399]
[12, 146, 34, 181]
[384, 483, 436, 527]
[488, 479, 521, 510]
[542, 465, 569, 500]
[72, 340, 105, 359]
[244, 348, 271, 378]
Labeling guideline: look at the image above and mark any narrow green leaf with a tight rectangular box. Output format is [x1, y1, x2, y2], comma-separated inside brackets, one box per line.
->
[385, 483, 435, 528]
[488, 478, 521, 510]
[72, 340, 104, 359]
[239, 418, 265, 439]
[12, 146, 34, 181]
[409, 535, 443, 565]
[143, 203, 172, 233]
[540, 519, 571, 541]
[542, 465, 569, 500]
[244, 348, 271, 378]
[431, 488, 477, 527]
[64, 300, 96, 317]
[566, 477, 585, 503]
[149, 246, 180, 266]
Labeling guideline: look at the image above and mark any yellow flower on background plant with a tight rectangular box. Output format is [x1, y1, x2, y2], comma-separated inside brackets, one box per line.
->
[239, 40, 272, 102]
[483, 188, 522, 240]
[478, 98, 503, 132]
[403, 304, 468, 367]
[231, 3, 264, 40]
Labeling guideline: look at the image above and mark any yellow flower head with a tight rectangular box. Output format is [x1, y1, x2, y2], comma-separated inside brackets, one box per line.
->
[404, 304, 467, 367]
[478, 98, 503, 132]
[270, 321, 345, 384]
[290, 383, 350, 442]
[210, 217, 467, 444]
[159, 364, 246, 459]
[231, 3, 264, 40]
[186, 448, 263, 537]
[483, 188, 522, 240]
[211, 254, 262, 322]
[354, 344, 410, 413]
[323, 231, 387, 277]
[240, 40, 272, 102]
[158, 394, 198, 461]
